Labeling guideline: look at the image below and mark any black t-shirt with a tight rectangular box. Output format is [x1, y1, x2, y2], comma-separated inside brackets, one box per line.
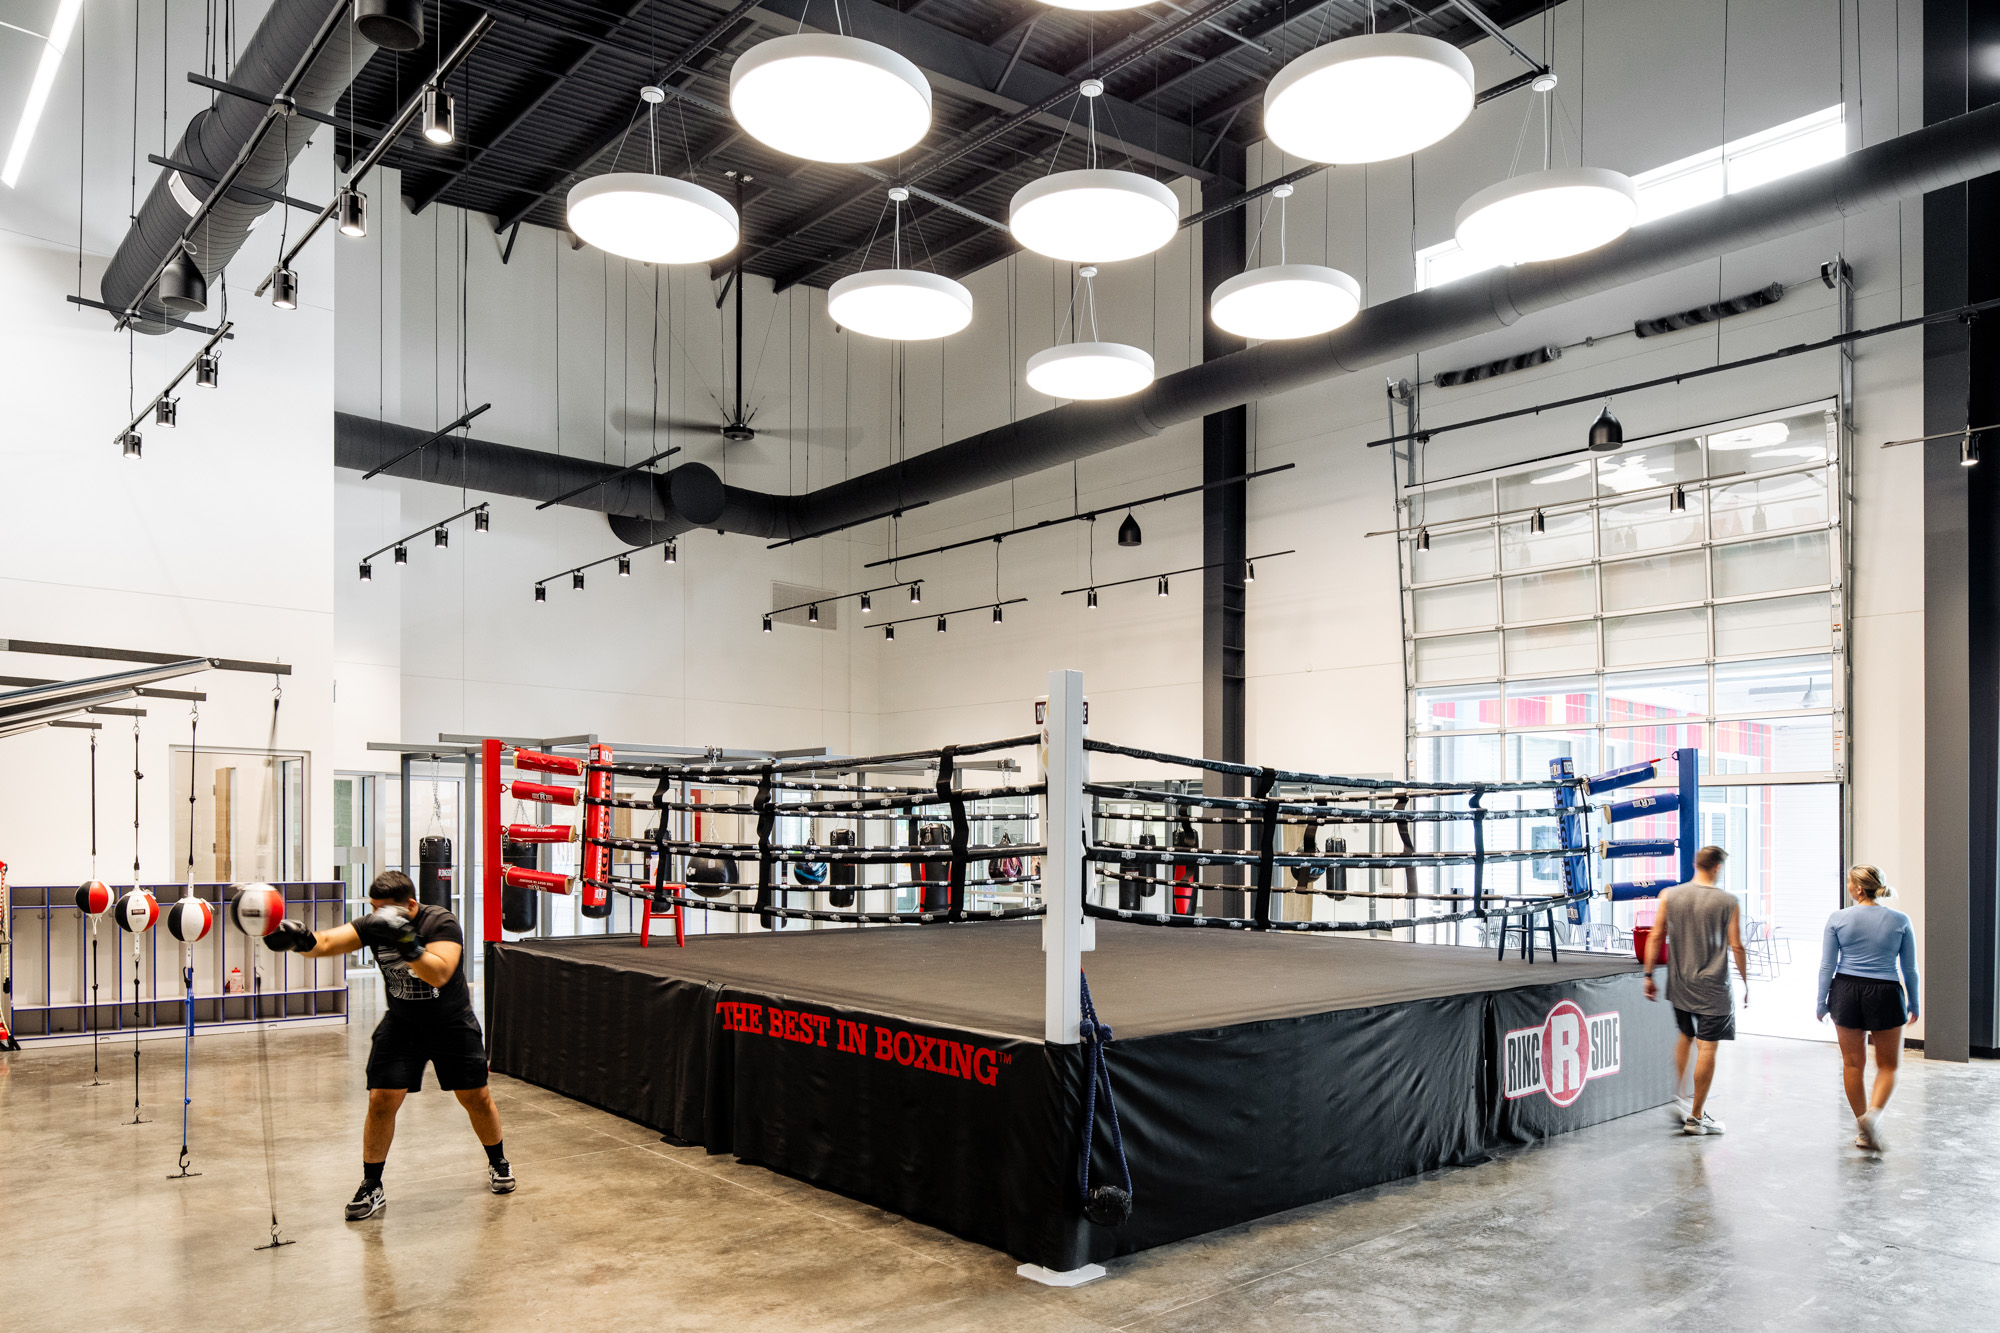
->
[359, 903, 471, 1022]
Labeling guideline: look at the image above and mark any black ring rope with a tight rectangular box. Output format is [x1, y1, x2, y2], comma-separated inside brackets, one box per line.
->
[587, 790, 1046, 816]
[588, 835, 1049, 862]
[592, 732, 1040, 781]
[1081, 738, 1574, 793]
[1088, 845, 1570, 870]
[1083, 889, 1592, 935]
[1086, 783, 1565, 822]
[1094, 867, 1528, 904]
[584, 879, 1043, 926]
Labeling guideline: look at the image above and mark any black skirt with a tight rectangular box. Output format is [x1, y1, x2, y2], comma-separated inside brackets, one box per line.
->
[1827, 973, 1907, 1032]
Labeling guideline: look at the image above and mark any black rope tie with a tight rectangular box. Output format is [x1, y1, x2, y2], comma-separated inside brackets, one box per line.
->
[1250, 767, 1278, 931]
[938, 746, 970, 922]
[1469, 788, 1486, 919]
[1078, 973, 1133, 1228]
[649, 774, 673, 911]
[753, 766, 777, 929]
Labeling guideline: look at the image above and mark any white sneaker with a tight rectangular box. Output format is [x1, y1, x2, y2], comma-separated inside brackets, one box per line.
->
[1670, 1096, 1694, 1125]
[1858, 1109, 1885, 1151]
[1682, 1112, 1725, 1136]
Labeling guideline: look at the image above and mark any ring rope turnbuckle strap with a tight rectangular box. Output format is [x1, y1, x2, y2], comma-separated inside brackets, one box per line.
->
[1078, 973, 1133, 1228]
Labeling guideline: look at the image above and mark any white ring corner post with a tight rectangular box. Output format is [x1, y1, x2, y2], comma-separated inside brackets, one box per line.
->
[1021, 668, 1108, 1288]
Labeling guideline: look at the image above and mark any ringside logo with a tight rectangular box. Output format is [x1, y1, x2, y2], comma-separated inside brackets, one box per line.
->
[717, 1000, 1004, 1087]
[1503, 999, 1621, 1107]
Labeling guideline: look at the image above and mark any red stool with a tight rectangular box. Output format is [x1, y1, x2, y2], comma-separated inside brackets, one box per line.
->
[639, 887, 685, 948]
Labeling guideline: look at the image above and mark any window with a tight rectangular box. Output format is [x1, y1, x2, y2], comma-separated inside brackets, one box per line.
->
[1399, 404, 1847, 1013]
[1416, 105, 1846, 290]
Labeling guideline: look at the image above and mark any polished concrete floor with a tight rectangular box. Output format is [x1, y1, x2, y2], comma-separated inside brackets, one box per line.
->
[3, 986, 1996, 1332]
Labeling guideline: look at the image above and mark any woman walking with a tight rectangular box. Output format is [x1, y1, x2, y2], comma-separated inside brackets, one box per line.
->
[1816, 865, 1919, 1150]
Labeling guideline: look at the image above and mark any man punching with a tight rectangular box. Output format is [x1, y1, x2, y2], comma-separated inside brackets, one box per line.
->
[265, 870, 515, 1219]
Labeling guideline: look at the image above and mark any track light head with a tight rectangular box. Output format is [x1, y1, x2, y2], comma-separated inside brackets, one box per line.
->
[359, 561, 372, 581]
[618, 556, 632, 576]
[763, 614, 773, 633]
[884, 624, 895, 641]
[992, 605, 1003, 624]
[1963, 433, 1981, 468]
[434, 525, 449, 548]
[909, 582, 922, 604]
[1117, 511, 1142, 547]
[121, 431, 142, 458]
[936, 615, 947, 633]
[1588, 402, 1624, 452]
[1530, 508, 1546, 534]
[338, 187, 369, 238]
[860, 592, 872, 613]
[271, 265, 299, 309]
[1086, 588, 1098, 609]
[422, 86, 456, 144]
[572, 571, 585, 591]
[1669, 483, 1687, 512]
[807, 603, 819, 623]
[664, 539, 678, 564]
[154, 397, 177, 428]
[1157, 574, 1169, 597]
[1416, 526, 1430, 551]
[535, 584, 547, 602]
[195, 353, 219, 389]
[1243, 559, 1255, 583]
[393, 543, 408, 564]
[474, 508, 489, 533]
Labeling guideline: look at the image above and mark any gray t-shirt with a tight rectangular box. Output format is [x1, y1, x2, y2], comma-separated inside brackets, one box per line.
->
[1660, 882, 1739, 1016]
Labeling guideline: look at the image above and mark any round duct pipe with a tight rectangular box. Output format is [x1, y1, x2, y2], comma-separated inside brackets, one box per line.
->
[353, 0, 424, 51]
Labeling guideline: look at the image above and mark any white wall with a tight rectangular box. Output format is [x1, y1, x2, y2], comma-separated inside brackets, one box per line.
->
[1, 0, 336, 885]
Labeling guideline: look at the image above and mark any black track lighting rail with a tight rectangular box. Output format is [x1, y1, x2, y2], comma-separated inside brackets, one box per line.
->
[188, 72, 392, 143]
[111, 320, 233, 445]
[361, 503, 491, 563]
[145, 154, 324, 214]
[863, 465, 1294, 569]
[361, 402, 493, 480]
[534, 445, 681, 510]
[65, 294, 233, 338]
[1062, 550, 1294, 597]
[1366, 293, 2000, 450]
[255, 14, 497, 299]
[535, 533, 682, 589]
[770, 580, 925, 619]
[872, 598, 1029, 632]
[112, 0, 349, 329]
[1363, 473, 1753, 540]
[766, 500, 933, 550]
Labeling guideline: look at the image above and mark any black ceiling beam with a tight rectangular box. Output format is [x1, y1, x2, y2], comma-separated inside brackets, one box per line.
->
[1132, 0, 1351, 108]
[684, 0, 1224, 183]
[404, 0, 660, 213]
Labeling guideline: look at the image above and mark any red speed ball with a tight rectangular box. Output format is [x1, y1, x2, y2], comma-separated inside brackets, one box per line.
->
[166, 896, 215, 943]
[115, 889, 160, 934]
[230, 883, 286, 937]
[75, 880, 115, 916]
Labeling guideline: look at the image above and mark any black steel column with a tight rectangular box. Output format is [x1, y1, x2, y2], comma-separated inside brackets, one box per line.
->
[1922, 0, 2000, 1060]
[1199, 153, 1248, 917]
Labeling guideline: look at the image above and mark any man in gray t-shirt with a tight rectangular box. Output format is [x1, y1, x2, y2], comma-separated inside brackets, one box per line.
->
[1643, 845, 1749, 1136]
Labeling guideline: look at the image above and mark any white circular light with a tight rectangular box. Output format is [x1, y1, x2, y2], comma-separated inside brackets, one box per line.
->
[1025, 342, 1155, 400]
[1010, 169, 1180, 263]
[730, 34, 932, 163]
[1035, 0, 1151, 9]
[1263, 34, 1475, 164]
[1210, 264, 1362, 340]
[828, 269, 975, 340]
[1453, 167, 1639, 265]
[567, 173, 739, 264]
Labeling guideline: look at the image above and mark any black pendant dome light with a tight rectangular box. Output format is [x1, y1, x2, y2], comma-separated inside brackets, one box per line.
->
[1588, 401, 1624, 452]
[1117, 511, 1142, 546]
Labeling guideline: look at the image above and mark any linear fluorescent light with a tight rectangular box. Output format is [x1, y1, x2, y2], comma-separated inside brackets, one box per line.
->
[2, 0, 85, 189]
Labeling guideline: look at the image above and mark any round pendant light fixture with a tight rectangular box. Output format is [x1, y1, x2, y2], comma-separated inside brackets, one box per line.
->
[1263, 33, 1474, 164]
[567, 87, 739, 264]
[1010, 82, 1178, 263]
[1027, 342, 1154, 400]
[827, 188, 974, 340]
[1026, 265, 1154, 400]
[1209, 185, 1361, 340]
[1454, 166, 1637, 265]
[730, 34, 931, 163]
[1035, 0, 1151, 9]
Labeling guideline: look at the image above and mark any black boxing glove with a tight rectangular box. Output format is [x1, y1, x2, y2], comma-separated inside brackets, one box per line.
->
[265, 919, 317, 953]
[355, 907, 423, 961]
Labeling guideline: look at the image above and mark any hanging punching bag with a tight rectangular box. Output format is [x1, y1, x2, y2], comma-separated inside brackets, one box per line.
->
[827, 828, 857, 908]
[500, 841, 539, 933]
[418, 835, 453, 909]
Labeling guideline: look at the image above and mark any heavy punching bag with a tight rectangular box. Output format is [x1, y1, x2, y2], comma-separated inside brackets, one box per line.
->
[418, 835, 453, 909]
[501, 841, 539, 933]
[827, 828, 857, 908]
[917, 823, 951, 912]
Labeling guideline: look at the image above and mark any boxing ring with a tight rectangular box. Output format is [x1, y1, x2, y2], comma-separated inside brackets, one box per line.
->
[480, 671, 1684, 1279]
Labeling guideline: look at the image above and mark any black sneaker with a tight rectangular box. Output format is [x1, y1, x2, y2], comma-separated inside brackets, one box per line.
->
[488, 1161, 516, 1195]
[345, 1181, 386, 1220]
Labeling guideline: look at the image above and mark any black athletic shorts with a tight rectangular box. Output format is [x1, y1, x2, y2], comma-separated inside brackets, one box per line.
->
[1674, 1008, 1736, 1042]
[1827, 973, 1907, 1032]
[366, 1010, 489, 1092]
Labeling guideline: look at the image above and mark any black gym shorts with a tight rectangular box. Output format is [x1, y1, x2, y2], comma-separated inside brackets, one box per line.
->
[1674, 1008, 1736, 1042]
[1826, 973, 1908, 1032]
[366, 1010, 490, 1091]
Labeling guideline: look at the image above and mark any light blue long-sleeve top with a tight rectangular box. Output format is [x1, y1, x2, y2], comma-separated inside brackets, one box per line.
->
[1816, 902, 1919, 1020]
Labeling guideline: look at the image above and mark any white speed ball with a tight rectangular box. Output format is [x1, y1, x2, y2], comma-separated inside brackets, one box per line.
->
[115, 889, 160, 934]
[230, 883, 286, 937]
[166, 896, 215, 943]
